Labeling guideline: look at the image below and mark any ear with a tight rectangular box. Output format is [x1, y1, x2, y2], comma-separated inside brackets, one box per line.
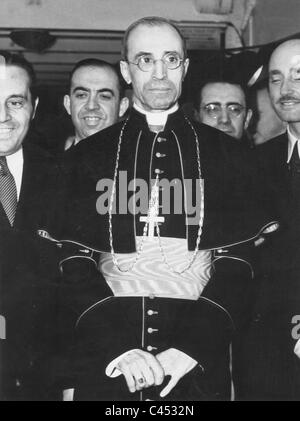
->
[119, 96, 129, 118]
[244, 108, 253, 130]
[120, 60, 132, 85]
[32, 97, 39, 119]
[183, 58, 190, 79]
[63, 95, 71, 116]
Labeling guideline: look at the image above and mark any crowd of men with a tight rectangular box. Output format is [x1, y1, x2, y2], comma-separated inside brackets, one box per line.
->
[0, 16, 300, 401]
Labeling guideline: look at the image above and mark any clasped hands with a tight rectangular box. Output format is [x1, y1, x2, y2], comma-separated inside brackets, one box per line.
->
[116, 348, 197, 398]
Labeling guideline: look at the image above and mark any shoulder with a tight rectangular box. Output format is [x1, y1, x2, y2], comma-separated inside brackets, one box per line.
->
[23, 142, 60, 168]
[257, 132, 287, 152]
[189, 118, 251, 166]
[255, 132, 288, 165]
[190, 118, 243, 148]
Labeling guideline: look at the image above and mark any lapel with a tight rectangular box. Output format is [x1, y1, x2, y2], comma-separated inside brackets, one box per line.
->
[13, 145, 36, 230]
[13, 143, 56, 233]
[0, 203, 10, 228]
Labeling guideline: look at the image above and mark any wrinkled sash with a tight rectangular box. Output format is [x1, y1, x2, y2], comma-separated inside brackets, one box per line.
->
[99, 237, 212, 300]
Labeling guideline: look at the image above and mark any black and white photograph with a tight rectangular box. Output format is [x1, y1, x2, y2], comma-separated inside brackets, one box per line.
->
[0, 0, 300, 403]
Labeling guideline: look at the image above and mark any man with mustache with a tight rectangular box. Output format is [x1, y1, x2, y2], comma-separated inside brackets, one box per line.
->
[63, 59, 129, 150]
[58, 17, 276, 401]
[234, 39, 300, 400]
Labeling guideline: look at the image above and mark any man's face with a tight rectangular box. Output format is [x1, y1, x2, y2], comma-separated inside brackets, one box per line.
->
[64, 65, 128, 141]
[0, 65, 36, 156]
[253, 87, 286, 145]
[120, 23, 189, 112]
[198, 82, 251, 140]
[269, 40, 300, 124]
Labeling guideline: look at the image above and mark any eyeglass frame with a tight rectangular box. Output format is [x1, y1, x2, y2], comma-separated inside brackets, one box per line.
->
[200, 103, 246, 119]
[126, 52, 185, 72]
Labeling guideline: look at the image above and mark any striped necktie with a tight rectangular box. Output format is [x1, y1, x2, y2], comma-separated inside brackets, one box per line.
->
[0, 156, 18, 226]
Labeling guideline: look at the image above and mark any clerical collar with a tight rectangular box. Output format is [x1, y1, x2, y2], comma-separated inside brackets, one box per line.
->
[133, 103, 179, 130]
[287, 125, 300, 163]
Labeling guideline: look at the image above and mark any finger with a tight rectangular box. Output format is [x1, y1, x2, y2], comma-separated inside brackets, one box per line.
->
[136, 350, 165, 386]
[160, 376, 179, 398]
[130, 361, 147, 391]
[118, 361, 136, 394]
[135, 358, 155, 387]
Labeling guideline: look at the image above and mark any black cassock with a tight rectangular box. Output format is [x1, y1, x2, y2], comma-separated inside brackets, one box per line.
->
[57, 108, 277, 401]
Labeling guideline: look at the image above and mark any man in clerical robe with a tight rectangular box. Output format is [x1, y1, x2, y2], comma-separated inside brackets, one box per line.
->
[51, 16, 278, 401]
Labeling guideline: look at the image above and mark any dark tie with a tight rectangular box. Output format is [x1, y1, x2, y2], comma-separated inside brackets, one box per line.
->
[289, 141, 300, 174]
[0, 156, 18, 226]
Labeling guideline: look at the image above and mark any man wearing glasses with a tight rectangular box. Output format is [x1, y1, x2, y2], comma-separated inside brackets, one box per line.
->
[59, 16, 276, 401]
[195, 78, 252, 142]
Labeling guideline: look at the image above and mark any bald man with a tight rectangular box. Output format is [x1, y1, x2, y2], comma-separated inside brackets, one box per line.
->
[234, 39, 300, 401]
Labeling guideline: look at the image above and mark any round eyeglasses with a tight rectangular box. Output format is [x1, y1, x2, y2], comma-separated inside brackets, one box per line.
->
[201, 104, 245, 119]
[128, 52, 184, 72]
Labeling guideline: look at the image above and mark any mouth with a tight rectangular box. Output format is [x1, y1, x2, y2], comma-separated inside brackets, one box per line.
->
[0, 127, 14, 137]
[82, 116, 103, 126]
[218, 126, 233, 133]
[279, 99, 300, 107]
[149, 86, 171, 92]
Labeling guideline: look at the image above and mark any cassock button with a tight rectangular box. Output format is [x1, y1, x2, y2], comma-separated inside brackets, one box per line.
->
[154, 169, 164, 175]
[147, 345, 157, 352]
[157, 137, 167, 143]
[148, 328, 158, 334]
[147, 310, 158, 316]
[155, 152, 166, 158]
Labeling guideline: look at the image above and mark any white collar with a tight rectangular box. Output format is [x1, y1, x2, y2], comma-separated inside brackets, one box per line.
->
[287, 125, 300, 163]
[6, 148, 24, 200]
[133, 103, 179, 128]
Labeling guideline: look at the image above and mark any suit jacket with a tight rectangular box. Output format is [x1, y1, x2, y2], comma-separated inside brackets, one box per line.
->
[0, 141, 63, 400]
[234, 133, 300, 400]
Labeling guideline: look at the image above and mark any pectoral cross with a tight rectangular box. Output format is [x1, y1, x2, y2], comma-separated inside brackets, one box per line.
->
[140, 176, 165, 238]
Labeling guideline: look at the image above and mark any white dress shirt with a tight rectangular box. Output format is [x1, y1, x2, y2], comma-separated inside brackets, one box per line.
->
[6, 148, 24, 200]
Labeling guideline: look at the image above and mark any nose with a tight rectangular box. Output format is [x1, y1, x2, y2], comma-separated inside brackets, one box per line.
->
[85, 94, 100, 111]
[280, 77, 294, 96]
[0, 104, 10, 123]
[152, 59, 167, 80]
[218, 108, 230, 124]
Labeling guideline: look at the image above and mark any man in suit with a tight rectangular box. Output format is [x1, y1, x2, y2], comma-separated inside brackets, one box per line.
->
[58, 17, 277, 401]
[0, 52, 62, 400]
[234, 39, 300, 400]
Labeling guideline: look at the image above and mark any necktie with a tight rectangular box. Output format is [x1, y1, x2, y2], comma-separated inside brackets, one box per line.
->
[289, 141, 300, 174]
[0, 156, 18, 226]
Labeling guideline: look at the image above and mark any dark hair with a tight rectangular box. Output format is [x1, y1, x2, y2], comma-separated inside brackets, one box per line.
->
[68, 58, 125, 98]
[0, 51, 37, 104]
[194, 76, 250, 111]
[122, 16, 187, 61]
